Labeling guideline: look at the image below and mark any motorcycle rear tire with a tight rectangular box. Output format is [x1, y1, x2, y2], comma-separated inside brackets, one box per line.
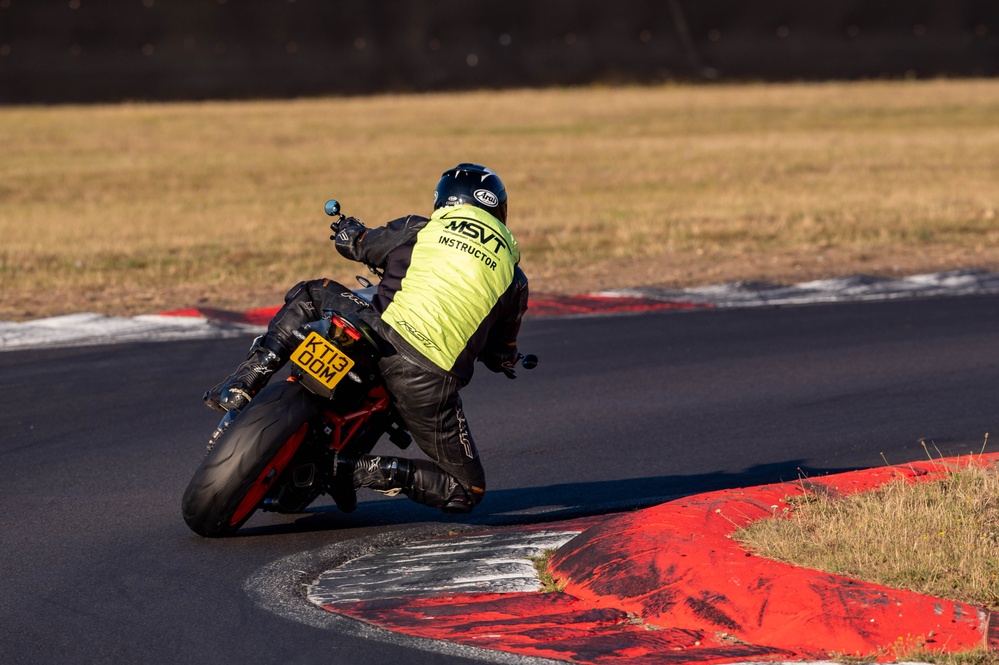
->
[182, 380, 318, 537]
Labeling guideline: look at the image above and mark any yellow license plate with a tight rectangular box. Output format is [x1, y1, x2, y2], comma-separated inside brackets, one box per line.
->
[291, 331, 356, 389]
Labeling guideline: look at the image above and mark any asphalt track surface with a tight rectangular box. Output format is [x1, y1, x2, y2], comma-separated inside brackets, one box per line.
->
[3, 294, 999, 665]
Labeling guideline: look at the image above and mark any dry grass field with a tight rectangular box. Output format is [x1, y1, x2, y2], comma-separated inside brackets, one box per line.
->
[738, 461, 999, 614]
[1, 79, 997, 320]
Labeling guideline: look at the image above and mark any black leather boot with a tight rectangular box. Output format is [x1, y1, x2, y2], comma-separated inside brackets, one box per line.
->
[204, 335, 287, 413]
[352, 455, 477, 513]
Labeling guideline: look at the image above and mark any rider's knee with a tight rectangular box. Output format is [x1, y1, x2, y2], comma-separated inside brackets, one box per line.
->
[282, 278, 340, 305]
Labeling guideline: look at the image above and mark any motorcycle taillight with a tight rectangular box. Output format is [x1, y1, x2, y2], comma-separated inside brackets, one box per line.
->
[331, 315, 363, 341]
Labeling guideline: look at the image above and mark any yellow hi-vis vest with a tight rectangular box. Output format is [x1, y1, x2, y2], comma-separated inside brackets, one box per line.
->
[382, 205, 520, 371]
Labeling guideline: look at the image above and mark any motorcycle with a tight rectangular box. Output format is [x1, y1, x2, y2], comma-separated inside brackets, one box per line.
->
[182, 200, 537, 537]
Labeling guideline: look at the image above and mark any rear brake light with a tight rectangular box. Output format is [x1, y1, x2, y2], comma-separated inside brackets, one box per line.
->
[332, 315, 363, 341]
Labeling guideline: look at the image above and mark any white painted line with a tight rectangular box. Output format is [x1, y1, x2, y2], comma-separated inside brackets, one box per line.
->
[307, 531, 579, 606]
[601, 269, 999, 308]
[0, 312, 264, 351]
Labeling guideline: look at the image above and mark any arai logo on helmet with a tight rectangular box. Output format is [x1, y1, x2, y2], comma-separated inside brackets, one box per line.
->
[473, 189, 499, 208]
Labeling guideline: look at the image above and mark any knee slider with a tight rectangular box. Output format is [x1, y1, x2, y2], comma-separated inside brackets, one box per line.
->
[440, 498, 474, 514]
[439, 483, 483, 514]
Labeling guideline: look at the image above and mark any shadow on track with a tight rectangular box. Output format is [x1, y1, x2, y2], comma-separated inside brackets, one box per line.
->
[232, 459, 866, 537]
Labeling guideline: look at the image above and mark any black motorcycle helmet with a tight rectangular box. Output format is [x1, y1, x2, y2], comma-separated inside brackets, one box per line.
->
[433, 163, 508, 223]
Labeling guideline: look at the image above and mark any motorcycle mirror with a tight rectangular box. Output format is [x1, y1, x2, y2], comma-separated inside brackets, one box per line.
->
[324, 199, 341, 217]
[521, 354, 538, 370]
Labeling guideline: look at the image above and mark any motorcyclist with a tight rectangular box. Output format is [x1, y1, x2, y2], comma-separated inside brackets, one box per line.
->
[204, 163, 529, 514]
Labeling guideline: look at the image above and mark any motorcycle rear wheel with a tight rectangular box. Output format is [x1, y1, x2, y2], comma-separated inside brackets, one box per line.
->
[181, 380, 319, 537]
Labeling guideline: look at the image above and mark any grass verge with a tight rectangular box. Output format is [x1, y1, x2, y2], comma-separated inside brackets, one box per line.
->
[736, 448, 999, 664]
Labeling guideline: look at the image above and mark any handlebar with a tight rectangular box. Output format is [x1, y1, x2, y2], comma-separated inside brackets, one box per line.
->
[326, 199, 345, 241]
[504, 353, 538, 379]
[326, 199, 384, 280]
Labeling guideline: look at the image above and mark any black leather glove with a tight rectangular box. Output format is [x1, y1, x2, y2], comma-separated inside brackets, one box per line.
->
[331, 215, 364, 236]
[479, 349, 520, 379]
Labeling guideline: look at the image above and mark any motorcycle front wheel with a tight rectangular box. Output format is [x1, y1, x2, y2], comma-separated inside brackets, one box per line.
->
[181, 380, 319, 537]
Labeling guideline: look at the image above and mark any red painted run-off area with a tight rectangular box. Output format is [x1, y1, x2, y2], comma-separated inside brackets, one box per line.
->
[323, 455, 999, 665]
[159, 293, 705, 324]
